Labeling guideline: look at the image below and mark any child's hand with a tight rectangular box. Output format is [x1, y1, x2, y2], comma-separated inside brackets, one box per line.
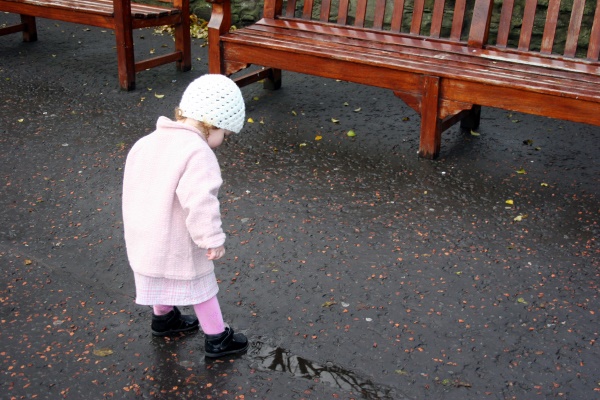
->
[207, 246, 225, 260]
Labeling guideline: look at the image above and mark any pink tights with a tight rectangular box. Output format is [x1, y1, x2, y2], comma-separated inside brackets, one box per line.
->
[153, 295, 225, 335]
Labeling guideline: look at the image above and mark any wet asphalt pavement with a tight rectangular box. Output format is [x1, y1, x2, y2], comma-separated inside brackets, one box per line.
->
[1, 14, 599, 400]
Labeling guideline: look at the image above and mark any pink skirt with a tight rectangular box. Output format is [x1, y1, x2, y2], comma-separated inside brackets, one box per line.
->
[133, 271, 219, 306]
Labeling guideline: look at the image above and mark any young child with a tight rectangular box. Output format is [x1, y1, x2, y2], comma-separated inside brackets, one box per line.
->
[122, 74, 248, 358]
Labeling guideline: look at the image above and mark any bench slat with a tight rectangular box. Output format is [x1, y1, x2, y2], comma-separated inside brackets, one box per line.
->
[540, 0, 560, 54]
[430, 0, 446, 38]
[589, 0, 600, 60]
[320, 0, 332, 22]
[285, 0, 296, 18]
[564, 0, 585, 57]
[496, 0, 514, 48]
[518, 0, 538, 51]
[450, 0, 467, 40]
[336, 0, 349, 24]
[389, 0, 405, 32]
[302, 0, 313, 19]
[354, 0, 368, 27]
[411, 0, 425, 34]
[372, 0, 386, 30]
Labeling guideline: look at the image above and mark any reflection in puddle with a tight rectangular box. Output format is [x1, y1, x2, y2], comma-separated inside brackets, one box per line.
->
[248, 340, 403, 399]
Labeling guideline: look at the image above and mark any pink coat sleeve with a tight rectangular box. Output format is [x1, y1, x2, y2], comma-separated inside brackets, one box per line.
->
[175, 148, 226, 249]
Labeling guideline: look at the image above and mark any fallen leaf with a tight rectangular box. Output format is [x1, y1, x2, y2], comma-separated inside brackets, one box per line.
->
[322, 301, 337, 307]
[331, 118, 340, 123]
[343, 102, 349, 106]
[516, 168, 526, 174]
[354, 107, 361, 112]
[347, 130, 356, 137]
[315, 135, 322, 141]
[505, 199, 514, 205]
[541, 182, 548, 187]
[291, 110, 297, 116]
[25, 259, 32, 265]
[154, 93, 164, 99]
[470, 130, 480, 136]
[93, 348, 114, 357]
[247, 117, 254, 123]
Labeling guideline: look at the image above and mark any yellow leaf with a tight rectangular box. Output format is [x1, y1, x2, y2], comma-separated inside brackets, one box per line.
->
[93, 348, 114, 357]
[25, 259, 32, 265]
[150, 49, 155, 54]
[347, 130, 356, 137]
[299, 143, 307, 147]
[253, 96, 259, 101]
[315, 135, 322, 141]
[541, 182, 548, 187]
[505, 199, 514, 205]
[470, 130, 480, 136]
[291, 110, 297, 116]
[322, 301, 337, 308]
[343, 102, 349, 106]
[517, 297, 528, 304]
[247, 118, 254, 123]
[516, 168, 526, 174]
[354, 108, 361, 112]
[154, 93, 164, 99]
[18, 118, 24, 123]
[331, 118, 340, 123]
[514, 215, 523, 222]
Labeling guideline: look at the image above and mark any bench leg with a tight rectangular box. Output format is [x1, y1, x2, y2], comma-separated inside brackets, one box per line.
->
[418, 76, 442, 159]
[263, 68, 282, 90]
[114, 3, 136, 91]
[174, 1, 191, 72]
[460, 105, 481, 131]
[21, 15, 37, 42]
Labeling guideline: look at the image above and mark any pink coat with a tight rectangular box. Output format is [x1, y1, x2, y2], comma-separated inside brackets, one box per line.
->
[122, 117, 226, 280]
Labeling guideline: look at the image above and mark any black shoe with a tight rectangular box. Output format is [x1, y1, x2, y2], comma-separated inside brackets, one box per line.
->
[205, 326, 249, 358]
[151, 306, 199, 336]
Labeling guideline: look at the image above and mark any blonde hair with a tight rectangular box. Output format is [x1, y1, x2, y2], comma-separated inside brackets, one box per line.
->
[175, 107, 215, 137]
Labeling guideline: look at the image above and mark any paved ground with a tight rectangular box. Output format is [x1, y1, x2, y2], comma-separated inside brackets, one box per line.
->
[1, 14, 599, 400]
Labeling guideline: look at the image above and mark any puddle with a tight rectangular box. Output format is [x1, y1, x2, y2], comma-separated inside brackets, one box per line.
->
[247, 340, 405, 399]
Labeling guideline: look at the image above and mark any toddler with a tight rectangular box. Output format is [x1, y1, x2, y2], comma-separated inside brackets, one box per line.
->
[122, 74, 248, 358]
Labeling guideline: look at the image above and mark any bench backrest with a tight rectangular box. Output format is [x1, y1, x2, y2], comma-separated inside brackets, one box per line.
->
[481, 0, 599, 61]
[270, 0, 600, 61]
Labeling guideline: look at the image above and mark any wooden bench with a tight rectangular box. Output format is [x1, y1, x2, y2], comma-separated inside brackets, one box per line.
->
[206, 0, 600, 158]
[0, 0, 191, 90]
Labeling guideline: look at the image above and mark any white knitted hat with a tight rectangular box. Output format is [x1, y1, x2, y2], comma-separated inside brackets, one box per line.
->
[179, 74, 245, 134]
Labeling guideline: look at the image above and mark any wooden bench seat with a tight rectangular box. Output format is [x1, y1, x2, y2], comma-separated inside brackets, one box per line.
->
[0, 0, 191, 90]
[207, 0, 600, 158]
